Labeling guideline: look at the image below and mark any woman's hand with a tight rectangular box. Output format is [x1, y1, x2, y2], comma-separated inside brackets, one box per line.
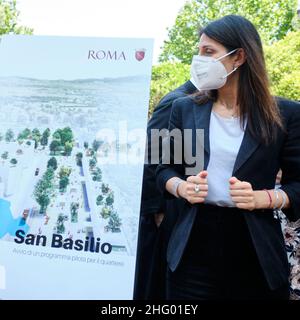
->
[229, 177, 256, 210]
[177, 171, 208, 204]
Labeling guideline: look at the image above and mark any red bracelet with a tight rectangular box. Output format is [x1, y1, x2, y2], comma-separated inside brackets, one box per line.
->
[264, 189, 272, 209]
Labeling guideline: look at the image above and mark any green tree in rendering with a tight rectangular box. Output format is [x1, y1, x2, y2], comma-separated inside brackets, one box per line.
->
[47, 157, 58, 171]
[64, 141, 73, 156]
[105, 192, 114, 206]
[5, 129, 14, 142]
[10, 158, 17, 165]
[92, 139, 102, 152]
[58, 166, 72, 179]
[76, 152, 83, 167]
[89, 158, 97, 170]
[84, 142, 89, 149]
[96, 194, 104, 206]
[70, 202, 79, 223]
[56, 214, 66, 234]
[1, 151, 8, 160]
[101, 183, 110, 194]
[17, 128, 31, 141]
[101, 206, 112, 219]
[33, 168, 55, 214]
[59, 176, 69, 193]
[92, 167, 102, 182]
[107, 211, 122, 232]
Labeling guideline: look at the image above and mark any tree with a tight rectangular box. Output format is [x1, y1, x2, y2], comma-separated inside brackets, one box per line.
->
[0, 133, 3, 141]
[49, 139, 60, 154]
[40, 134, 48, 147]
[59, 176, 69, 192]
[1, 151, 8, 160]
[159, 0, 298, 64]
[17, 128, 31, 140]
[47, 157, 58, 171]
[149, 62, 190, 114]
[92, 167, 102, 182]
[70, 202, 79, 223]
[59, 166, 72, 179]
[265, 30, 300, 101]
[64, 141, 73, 156]
[0, 0, 33, 35]
[5, 129, 14, 142]
[92, 139, 102, 152]
[101, 206, 112, 219]
[107, 211, 122, 232]
[101, 183, 110, 194]
[56, 214, 65, 234]
[89, 158, 97, 170]
[10, 158, 17, 165]
[33, 171, 54, 214]
[76, 152, 83, 167]
[31, 128, 41, 140]
[84, 142, 89, 149]
[105, 192, 114, 206]
[96, 195, 104, 206]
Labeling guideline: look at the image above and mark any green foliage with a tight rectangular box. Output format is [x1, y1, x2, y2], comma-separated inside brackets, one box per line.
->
[89, 158, 97, 170]
[33, 168, 55, 214]
[47, 157, 58, 171]
[70, 202, 79, 223]
[10, 158, 17, 165]
[1, 151, 8, 159]
[76, 152, 83, 167]
[0, 0, 33, 35]
[59, 166, 72, 179]
[17, 128, 31, 140]
[92, 167, 102, 182]
[96, 194, 104, 206]
[160, 0, 298, 64]
[101, 206, 112, 219]
[107, 211, 122, 232]
[56, 214, 65, 234]
[59, 176, 69, 192]
[265, 31, 300, 101]
[105, 192, 114, 206]
[101, 183, 110, 194]
[5, 129, 14, 142]
[149, 62, 190, 114]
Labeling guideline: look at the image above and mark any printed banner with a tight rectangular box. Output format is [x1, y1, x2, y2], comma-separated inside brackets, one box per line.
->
[0, 35, 153, 299]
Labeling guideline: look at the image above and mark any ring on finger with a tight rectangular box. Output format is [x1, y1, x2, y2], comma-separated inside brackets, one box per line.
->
[194, 184, 201, 193]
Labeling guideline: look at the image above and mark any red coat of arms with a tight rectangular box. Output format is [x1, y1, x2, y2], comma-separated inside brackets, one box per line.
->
[135, 49, 146, 61]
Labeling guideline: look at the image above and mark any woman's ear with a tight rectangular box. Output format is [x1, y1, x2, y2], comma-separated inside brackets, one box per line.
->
[234, 48, 246, 68]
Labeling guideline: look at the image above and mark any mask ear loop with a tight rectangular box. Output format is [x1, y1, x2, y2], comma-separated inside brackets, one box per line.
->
[215, 48, 238, 62]
[221, 65, 239, 79]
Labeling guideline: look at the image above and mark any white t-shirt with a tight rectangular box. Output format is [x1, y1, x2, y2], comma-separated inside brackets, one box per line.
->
[205, 111, 246, 207]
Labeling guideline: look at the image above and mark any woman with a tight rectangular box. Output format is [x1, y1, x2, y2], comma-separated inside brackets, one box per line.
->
[156, 15, 300, 300]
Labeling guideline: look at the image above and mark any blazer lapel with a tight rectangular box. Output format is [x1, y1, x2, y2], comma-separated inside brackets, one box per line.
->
[232, 123, 260, 175]
[193, 100, 213, 170]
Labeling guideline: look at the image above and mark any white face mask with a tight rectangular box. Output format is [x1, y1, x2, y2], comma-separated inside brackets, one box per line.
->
[191, 49, 238, 91]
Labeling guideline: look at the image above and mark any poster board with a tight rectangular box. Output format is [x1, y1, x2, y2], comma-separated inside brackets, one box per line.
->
[0, 35, 153, 299]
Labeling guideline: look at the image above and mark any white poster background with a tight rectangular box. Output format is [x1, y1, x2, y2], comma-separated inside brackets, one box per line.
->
[0, 35, 153, 299]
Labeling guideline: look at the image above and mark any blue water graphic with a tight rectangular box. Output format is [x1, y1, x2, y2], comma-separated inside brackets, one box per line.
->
[0, 198, 29, 238]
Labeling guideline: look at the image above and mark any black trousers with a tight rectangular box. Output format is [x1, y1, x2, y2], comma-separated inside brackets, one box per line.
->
[166, 204, 290, 300]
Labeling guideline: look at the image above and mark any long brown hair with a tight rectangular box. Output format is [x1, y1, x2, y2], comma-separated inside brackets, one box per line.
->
[194, 15, 283, 144]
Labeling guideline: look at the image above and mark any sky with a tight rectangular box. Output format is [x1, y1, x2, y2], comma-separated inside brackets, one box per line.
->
[17, 0, 187, 64]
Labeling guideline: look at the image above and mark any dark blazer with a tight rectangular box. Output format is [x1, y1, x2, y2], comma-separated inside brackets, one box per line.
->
[134, 80, 196, 299]
[156, 96, 300, 290]
[140, 80, 197, 215]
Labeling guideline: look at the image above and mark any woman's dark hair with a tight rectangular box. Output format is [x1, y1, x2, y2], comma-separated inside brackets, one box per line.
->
[194, 15, 283, 144]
